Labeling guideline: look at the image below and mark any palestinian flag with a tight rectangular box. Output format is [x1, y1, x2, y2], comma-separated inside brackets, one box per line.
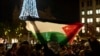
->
[26, 21, 83, 45]
[19, 0, 83, 45]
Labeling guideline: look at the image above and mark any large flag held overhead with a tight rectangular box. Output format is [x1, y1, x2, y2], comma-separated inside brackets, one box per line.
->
[19, 0, 83, 45]
[26, 21, 83, 45]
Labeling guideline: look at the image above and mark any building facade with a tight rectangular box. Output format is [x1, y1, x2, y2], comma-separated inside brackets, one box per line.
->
[80, 0, 100, 38]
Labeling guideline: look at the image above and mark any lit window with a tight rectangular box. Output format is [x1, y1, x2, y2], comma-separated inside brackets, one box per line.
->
[12, 38, 18, 44]
[96, 27, 100, 32]
[87, 18, 93, 23]
[82, 11, 85, 15]
[90, 10, 93, 14]
[96, 9, 100, 14]
[96, 18, 100, 23]
[87, 10, 93, 15]
[96, 9, 99, 14]
[81, 17, 85, 23]
[99, 9, 100, 13]
[82, 26, 85, 33]
[87, 11, 89, 15]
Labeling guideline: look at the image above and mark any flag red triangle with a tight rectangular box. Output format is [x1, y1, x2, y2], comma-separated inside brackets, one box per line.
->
[62, 22, 83, 44]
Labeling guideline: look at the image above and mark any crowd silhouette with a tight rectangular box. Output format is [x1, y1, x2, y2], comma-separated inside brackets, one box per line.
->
[0, 25, 99, 56]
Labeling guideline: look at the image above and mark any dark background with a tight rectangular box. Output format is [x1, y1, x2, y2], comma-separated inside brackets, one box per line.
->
[0, 0, 80, 23]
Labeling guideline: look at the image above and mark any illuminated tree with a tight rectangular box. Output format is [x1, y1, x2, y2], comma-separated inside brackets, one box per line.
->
[19, 0, 39, 20]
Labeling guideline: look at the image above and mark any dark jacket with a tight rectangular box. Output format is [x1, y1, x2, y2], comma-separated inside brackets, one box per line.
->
[88, 38, 100, 56]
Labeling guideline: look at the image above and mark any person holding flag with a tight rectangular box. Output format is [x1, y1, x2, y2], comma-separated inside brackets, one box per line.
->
[19, 0, 83, 55]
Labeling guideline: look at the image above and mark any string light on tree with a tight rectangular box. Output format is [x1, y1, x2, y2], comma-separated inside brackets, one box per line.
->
[19, 0, 39, 20]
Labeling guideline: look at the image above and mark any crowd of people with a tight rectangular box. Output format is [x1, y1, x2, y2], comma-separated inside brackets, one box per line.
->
[0, 25, 100, 56]
[0, 35, 99, 56]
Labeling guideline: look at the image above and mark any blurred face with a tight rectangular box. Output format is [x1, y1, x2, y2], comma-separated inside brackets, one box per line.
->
[16, 43, 20, 49]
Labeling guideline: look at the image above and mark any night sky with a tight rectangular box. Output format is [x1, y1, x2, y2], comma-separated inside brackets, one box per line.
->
[36, 0, 80, 23]
[0, 0, 80, 24]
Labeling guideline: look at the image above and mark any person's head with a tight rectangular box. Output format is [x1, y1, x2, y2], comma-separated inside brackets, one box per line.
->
[20, 41, 29, 46]
[17, 41, 32, 56]
[11, 43, 19, 50]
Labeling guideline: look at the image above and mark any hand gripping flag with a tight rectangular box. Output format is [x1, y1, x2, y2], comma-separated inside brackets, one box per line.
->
[26, 21, 83, 45]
